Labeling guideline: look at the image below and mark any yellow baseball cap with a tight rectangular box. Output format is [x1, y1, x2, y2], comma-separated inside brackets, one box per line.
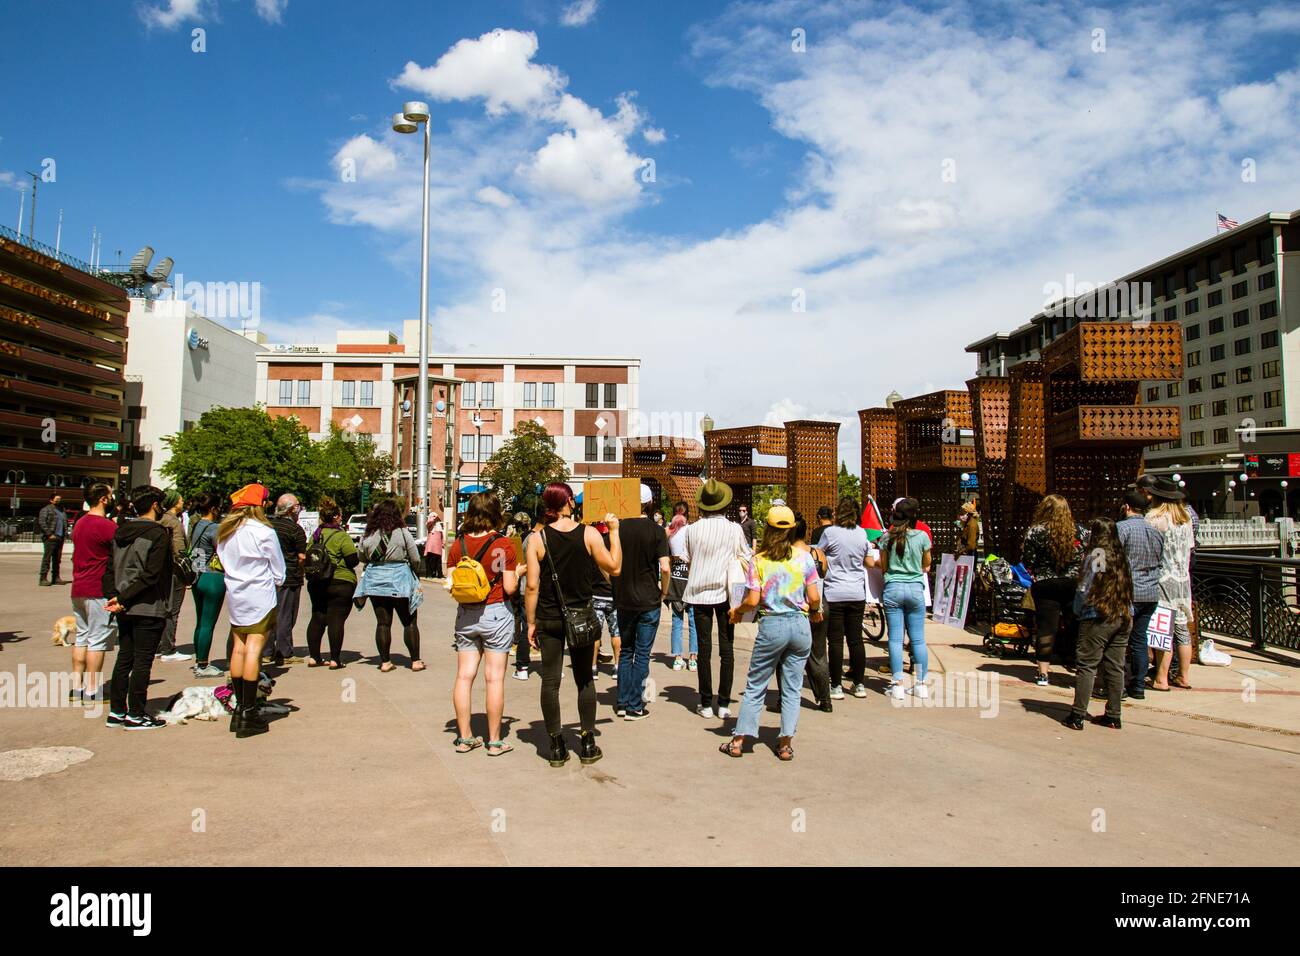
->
[766, 505, 796, 528]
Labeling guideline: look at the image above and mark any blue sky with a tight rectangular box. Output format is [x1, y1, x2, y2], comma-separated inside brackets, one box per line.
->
[3, 0, 1300, 467]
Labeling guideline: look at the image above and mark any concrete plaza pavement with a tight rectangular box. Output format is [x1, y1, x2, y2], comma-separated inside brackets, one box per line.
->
[1, 552, 1298, 866]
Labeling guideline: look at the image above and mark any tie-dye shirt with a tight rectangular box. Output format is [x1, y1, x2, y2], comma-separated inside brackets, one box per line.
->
[745, 550, 820, 616]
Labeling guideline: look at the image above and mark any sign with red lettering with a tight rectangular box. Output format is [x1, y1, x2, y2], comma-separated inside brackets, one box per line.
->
[583, 478, 642, 521]
[1146, 603, 1174, 651]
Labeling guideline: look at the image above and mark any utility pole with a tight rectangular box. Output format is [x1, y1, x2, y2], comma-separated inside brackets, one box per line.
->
[24, 171, 39, 241]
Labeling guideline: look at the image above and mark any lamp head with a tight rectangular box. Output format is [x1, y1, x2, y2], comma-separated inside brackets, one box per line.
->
[402, 101, 430, 123]
[392, 112, 418, 134]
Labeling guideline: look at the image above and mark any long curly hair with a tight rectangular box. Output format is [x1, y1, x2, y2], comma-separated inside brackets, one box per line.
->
[364, 497, 404, 537]
[1031, 494, 1079, 568]
[1080, 517, 1133, 626]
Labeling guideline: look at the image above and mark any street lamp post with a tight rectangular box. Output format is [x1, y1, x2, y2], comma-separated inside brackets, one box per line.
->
[6, 469, 25, 516]
[701, 413, 714, 480]
[392, 101, 433, 537]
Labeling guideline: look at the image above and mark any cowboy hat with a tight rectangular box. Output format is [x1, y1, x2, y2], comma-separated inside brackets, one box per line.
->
[697, 479, 733, 512]
[1146, 477, 1185, 502]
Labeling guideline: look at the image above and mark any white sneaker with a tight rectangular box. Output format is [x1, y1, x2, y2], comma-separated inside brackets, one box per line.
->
[512, 668, 530, 681]
[908, 682, 929, 699]
[852, 683, 868, 698]
[829, 685, 845, 700]
[672, 657, 685, 671]
[160, 652, 191, 663]
[696, 705, 714, 718]
[888, 682, 905, 701]
[716, 706, 732, 720]
[1198, 640, 1232, 666]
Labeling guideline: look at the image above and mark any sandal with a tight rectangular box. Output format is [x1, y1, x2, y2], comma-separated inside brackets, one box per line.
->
[307, 658, 327, 668]
[486, 740, 513, 756]
[327, 660, 342, 670]
[454, 736, 484, 753]
[776, 743, 795, 762]
[379, 662, 395, 673]
[718, 738, 743, 758]
[411, 660, 426, 672]
[1171, 679, 1192, 689]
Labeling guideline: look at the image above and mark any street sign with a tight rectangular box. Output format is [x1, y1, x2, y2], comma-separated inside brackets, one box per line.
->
[119, 466, 129, 475]
[93, 441, 120, 452]
[360, 481, 371, 509]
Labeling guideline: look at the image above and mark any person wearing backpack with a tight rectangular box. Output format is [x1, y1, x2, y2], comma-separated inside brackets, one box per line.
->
[304, 496, 360, 668]
[445, 492, 518, 754]
[355, 498, 425, 673]
[187, 492, 227, 678]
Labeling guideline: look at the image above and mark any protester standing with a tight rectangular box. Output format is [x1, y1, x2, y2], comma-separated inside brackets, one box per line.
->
[613, 486, 670, 720]
[424, 513, 445, 579]
[215, 484, 286, 738]
[1021, 494, 1085, 687]
[1146, 480, 1196, 691]
[102, 485, 174, 730]
[356, 497, 425, 672]
[512, 511, 540, 681]
[684, 479, 751, 719]
[819, 497, 874, 700]
[589, 520, 621, 678]
[720, 506, 819, 761]
[304, 496, 359, 668]
[38, 492, 67, 586]
[665, 513, 698, 671]
[268, 493, 307, 666]
[736, 503, 756, 550]
[1116, 490, 1163, 700]
[880, 497, 931, 701]
[809, 506, 833, 547]
[187, 492, 227, 678]
[956, 500, 980, 558]
[69, 483, 117, 705]
[1065, 517, 1134, 731]
[524, 482, 621, 767]
[155, 489, 190, 661]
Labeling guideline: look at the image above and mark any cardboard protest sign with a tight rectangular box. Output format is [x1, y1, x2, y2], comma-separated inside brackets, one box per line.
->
[583, 478, 642, 521]
[1146, 604, 1175, 651]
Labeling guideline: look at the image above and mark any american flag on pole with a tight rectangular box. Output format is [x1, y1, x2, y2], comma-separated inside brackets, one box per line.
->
[1217, 212, 1239, 231]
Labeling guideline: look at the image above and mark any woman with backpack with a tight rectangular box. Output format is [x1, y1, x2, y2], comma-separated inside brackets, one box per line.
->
[355, 498, 425, 673]
[445, 492, 518, 754]
[524, 482, 622, 768]
[304, 496, 360, 669]
[187, 492, 226, 678]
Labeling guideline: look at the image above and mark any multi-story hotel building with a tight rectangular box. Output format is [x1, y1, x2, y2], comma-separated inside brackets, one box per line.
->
[255, 321, 640, 511]
[0, 226, 128, 516]
[967, 208, 1299, 514]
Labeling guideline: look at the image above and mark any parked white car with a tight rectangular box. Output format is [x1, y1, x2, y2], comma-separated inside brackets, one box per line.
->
[345, 513, 368, 543]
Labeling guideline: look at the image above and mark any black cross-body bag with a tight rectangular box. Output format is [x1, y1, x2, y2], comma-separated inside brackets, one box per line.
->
[542, 526, 601, 649]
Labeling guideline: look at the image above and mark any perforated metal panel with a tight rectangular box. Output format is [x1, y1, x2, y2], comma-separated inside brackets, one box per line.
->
[621, 436, 705, 518]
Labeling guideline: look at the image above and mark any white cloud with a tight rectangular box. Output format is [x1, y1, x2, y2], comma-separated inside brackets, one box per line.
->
[560, 0, 600, 28]
[254, 0, 287, 24]
[475, 185, 515, 208]
[136, 0, 206, 29]
[393, 30, 562, 117]
[643, 126, 666, 144]
[332, 134, 398, 180]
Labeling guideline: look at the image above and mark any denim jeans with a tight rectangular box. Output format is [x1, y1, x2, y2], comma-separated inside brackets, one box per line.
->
[883, 580, 928, 682]
[669, 602, 697, 656]
[1125, 601, 1156, 694]
[616, 607, 661, 710]
[735, 613, 812, 739]
[1071, 616, 1127, 719]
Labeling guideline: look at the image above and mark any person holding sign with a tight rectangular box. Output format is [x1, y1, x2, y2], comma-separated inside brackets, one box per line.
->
[1064, 518, 1134, 731]
[1145, 481, 1195, 691]
[1116, 491, 1163, 700]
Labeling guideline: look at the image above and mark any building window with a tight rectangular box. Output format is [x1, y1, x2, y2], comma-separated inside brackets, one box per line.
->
[1189, 431, 1205, 447]
[1207, 289, 1223, 307]
[477, 382, 494, 408]
[460, 435, 477, 460]
[278, 379, 292, 404]
[297, 380, 311, 406]
[604, 383, 617, 408]
[1259, 301, 1278, 320]
[1232, 243, 1248, 275]
[523, 382, 537, 408]
[542, 382, 555, 408]
[1258, 271, 1276, 291]
[1237, 395, 1254, 413]
[479, 435, 493, 459]
[1262, 360, 1279, 378]
[1145, 386, 1159, 402]
[1234, 337, 1251, 356]
[1207, 253, 1222, 283]
[1258, 235, 1274, 265]
[1186, 350, 1200, 368]
[1188, 404, 1203, 420]
[1232, 280, 1248, 299]
[1166, 382, 1181, 398]
[1232, 309, 1250, 328]
[1210, 344, 1225, 362]
[1212, 400, 1228, 416]
[1211, 372, 1226, 389]
[360, 381, 373, 406]
[1163, 273, 1178, 299]
[1183, 298, 1199, 316]
[1187, 377, 1202, 393]
[1265, 420, 1284, 428]
[1184, 263, 1198, 289]
[340, 381, 355, 405]
[1208, 316, 1224, 335]
[585, 383, 599, 409]
[1163, 306, 1178, 321]
[1213, 427, 1229, 444]
[463, 382, 477, 408]
[1235, 366, 1253, 384]
[603, 436, 616, 462]
[1261, 330, 1279, 349]
[1264, 389, 1282, 409]
[1185, 324, 1200, 341]
[584, 436, 598, 461]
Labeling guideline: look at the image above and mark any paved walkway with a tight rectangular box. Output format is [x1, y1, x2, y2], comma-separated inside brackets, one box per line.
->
[1, 553, 1297, 865]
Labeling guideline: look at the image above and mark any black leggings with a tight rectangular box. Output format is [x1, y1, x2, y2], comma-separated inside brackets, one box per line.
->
[371, 596, 419, 663]
[692, 602, 734, 708]
[306, 579, 355, 664]
[826, 600, 866, 686]
[538, 617, 596, 735]
[1031, 577, 1078, 664]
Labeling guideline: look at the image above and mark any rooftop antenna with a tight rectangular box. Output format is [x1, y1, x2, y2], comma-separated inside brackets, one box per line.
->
[54, 209, 63, 254]
[23, 170, 39, 241]
[16, 185, 25, 235]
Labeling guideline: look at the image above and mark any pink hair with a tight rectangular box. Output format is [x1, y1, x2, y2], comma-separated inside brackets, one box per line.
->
[668, 514, 687, 536]
[541, 482, 574, 525]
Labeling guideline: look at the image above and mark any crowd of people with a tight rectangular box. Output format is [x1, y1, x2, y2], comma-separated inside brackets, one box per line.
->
[47, 468, 1202, 754]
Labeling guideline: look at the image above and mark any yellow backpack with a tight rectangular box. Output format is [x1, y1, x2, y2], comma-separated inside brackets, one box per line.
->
[449, 533, 503, 603]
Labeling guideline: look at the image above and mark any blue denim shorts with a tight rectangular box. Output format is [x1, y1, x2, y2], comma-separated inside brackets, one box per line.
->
[454, 601, 515, 653]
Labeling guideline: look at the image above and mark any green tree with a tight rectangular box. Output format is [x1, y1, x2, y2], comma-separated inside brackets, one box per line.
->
[161, 406, 318, 501]
[750, 483, 786, 533]
[480, 420, 568, 514]
[837, 462, 861, 504]
[312, 424, 395, 513]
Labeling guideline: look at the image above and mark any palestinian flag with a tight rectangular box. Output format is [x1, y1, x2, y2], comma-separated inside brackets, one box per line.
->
[859, 495, 886, 542]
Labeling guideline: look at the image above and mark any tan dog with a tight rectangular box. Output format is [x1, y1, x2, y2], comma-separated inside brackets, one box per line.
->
[51, 615, 76, 646]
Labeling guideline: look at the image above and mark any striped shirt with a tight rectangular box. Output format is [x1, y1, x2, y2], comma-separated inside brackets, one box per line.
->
[682, 515, 752, 605]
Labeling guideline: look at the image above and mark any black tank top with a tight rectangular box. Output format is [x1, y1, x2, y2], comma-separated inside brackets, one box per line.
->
[538, 523, 594, 619]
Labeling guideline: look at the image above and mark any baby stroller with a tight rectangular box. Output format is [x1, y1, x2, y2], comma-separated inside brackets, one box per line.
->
[979, 558, 1033, 658]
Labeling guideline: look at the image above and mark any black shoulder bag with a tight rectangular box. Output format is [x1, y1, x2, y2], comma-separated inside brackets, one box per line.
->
[542, 526, 602, 649]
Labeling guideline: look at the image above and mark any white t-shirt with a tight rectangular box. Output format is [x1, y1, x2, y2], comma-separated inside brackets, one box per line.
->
[216, 519, 287, 626]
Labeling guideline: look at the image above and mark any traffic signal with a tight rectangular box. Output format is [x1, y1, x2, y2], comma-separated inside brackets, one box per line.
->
[58, 442, 70, 459]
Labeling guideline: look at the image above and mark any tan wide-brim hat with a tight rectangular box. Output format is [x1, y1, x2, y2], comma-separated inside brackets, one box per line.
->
[697, 479, 733, 512]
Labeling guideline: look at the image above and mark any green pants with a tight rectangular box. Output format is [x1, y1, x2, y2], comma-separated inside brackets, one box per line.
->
[192, 572, 227, 665]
